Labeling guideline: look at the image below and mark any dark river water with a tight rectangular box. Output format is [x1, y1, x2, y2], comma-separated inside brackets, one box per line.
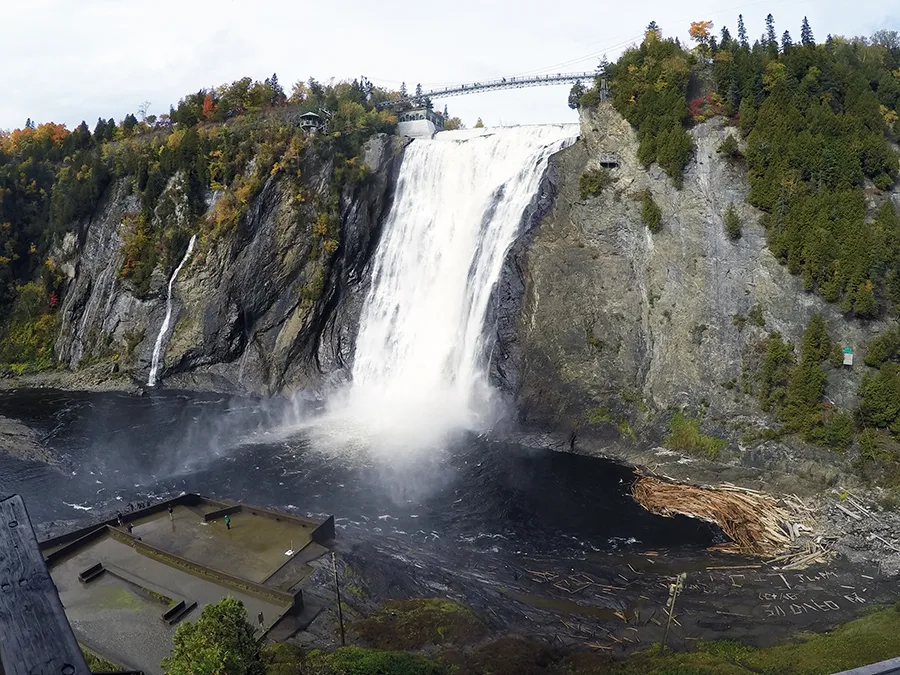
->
[0, 389, 718, 560]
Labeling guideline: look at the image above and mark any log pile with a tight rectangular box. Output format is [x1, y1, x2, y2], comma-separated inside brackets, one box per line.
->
[632, 474, 821, 560]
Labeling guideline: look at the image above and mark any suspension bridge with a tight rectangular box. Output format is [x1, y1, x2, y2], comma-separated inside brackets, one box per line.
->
[375, 71, 601, 109]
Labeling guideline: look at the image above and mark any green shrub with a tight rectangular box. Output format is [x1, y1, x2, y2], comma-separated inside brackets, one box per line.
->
[858, 364, 900, 431]
[756, 332, 796, 413]
[162, 597, 263, 675]
[305, 646, 446, 675]
[717, 135, 742, 159]
[0, 281, 58, 367]
[262, 643, 304, 675]
[747, 304, 765, 327]
[352, 598, 486, 651]
[579, 167, 613, 199]
[805, 410, 854, 451]
[641, 189, 662, 233]
[665, 411, 726, 460]
[723, 204, 742, 240]
[864, 326, 900, 368]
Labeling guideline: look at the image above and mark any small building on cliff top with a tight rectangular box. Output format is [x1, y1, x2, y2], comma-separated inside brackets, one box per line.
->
[397, 107, 445, 139]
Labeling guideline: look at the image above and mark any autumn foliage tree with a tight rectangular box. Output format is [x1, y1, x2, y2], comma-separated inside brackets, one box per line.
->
[202, 92, 216, 120]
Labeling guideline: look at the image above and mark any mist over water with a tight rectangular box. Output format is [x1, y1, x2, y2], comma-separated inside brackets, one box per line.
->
[318, 125, 579, 454]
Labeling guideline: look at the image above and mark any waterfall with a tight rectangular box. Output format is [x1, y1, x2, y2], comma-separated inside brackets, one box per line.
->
[148, 235, 197, 387]
[325, 125, 578, 450]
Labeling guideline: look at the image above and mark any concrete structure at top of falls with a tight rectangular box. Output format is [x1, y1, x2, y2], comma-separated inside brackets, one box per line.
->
[337, 125, 578, 446]
[148, 235, 197, 387]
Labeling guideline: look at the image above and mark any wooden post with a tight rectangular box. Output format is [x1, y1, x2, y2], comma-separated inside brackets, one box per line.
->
[0, 494, 90, 673]
[661, 572, 687, 652]
[331, 552, 346, 646]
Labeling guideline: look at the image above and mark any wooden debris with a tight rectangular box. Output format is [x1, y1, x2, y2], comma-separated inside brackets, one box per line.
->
[632, 474, 795, 555]
[585, 641, 613, 651]
[834, 503, 862, 521]
[706, 564, 762, 570]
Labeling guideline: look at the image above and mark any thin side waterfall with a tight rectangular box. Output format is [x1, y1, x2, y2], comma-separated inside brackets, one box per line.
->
[148, 234, 197, 387]
[319, 125, 578, 452]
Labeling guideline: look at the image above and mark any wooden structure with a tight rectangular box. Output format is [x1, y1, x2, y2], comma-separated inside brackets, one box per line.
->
[0, 494, 90, 674]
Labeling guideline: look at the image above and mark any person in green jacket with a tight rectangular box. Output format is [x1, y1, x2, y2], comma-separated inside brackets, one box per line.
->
[224, 514, 231, 530]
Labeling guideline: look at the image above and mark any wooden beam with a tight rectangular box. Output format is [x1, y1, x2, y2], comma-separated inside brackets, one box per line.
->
[0, 494, 89, 675]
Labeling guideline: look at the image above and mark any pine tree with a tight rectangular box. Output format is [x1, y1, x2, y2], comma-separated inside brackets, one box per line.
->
[415, 83, 423, 99]
[645, 21, 660, 40]
[474, 117, 484, 128]
[800, 16, 814, 46]
[724, 204, 742, 240]
[598, 54, 610, 73]
[766, 14, 777, 46]
[93, 117, 107, 140]
[737, 14, 748, 46]
[781, 30, 793, 52]
[720, 26, 732, 46]
[400, 82, 408, 97]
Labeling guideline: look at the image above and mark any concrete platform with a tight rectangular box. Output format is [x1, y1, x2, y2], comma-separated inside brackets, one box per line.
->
[39, 494, 333, 674]
[53, 534, 284, 674]
[131, 505, 313, 583]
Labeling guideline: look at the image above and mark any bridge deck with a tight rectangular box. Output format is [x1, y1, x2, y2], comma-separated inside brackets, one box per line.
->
[377, 71, 600, 108]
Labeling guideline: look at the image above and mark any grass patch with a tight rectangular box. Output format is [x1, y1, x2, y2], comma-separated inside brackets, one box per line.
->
[352, 598, 487, 651]
[579, 167, 613, 199]
[665, 412, 726, 460]
[306, 646, 447, 675]
[81, 644, 120, 672]
[610, 603, 900, 675]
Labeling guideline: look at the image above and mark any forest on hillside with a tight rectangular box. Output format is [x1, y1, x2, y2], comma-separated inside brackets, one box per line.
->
[0, 75, 398, 367]
[574, 17, 900, 474]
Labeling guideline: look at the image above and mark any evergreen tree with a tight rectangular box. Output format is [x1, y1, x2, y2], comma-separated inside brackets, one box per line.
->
[645, 20, 660, 40]
[399, 82, 407, 97]
[720, 26, 733, 47]
[766, 14, 777, 45]
[801, 314, 831, 363]
[568, 80, 586, 109]
[724, 204, 742, 240]
[737, 14, 748, 46]
[598, 54, 610, 73]
[71, 121, 91, 150]
[415, 83, 423, 99]
[474, 117, 484, 128]
[93, 117, 107, 141]
[24, 118, 34, 129]
[800, 16, 815, 46]
[781, 30, 793, 52]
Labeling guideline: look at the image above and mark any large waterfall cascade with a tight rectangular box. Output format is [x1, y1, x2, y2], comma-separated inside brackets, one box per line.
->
[329, 125, 579, 450]
[148, 234, 197, 387]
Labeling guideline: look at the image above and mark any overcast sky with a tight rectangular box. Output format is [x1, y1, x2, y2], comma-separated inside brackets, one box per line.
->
[1, 0, 897, 132]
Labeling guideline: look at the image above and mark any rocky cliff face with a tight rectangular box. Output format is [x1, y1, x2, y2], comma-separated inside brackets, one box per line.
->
[514, 103, 892, 486]
[54, 134, 405, 394]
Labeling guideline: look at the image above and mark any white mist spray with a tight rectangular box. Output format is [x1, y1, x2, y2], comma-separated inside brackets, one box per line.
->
[148, 234, 197, 387]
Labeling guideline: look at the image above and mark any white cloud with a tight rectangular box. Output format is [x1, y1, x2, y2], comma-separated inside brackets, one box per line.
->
[0, 0, 895, 130]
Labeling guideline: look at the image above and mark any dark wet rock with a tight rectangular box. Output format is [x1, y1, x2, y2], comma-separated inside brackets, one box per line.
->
[0, 415, 60, 467]
[49, 134, 406, 395]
